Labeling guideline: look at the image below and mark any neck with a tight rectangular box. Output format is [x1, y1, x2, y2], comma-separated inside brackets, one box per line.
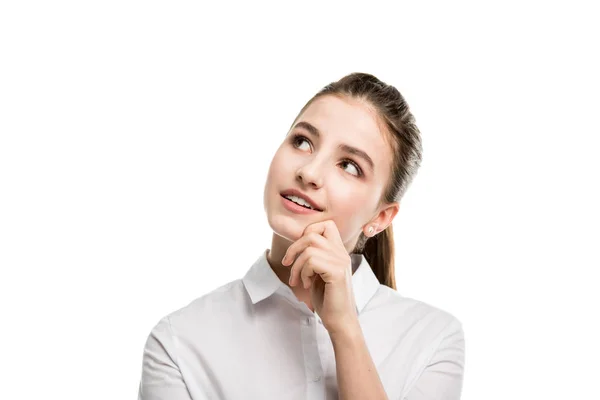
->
[266, 233, 296, 290]
[266, 232, 361, 293]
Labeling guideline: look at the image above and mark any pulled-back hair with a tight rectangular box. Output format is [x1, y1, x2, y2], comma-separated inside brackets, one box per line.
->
[288, 73, 423, 290]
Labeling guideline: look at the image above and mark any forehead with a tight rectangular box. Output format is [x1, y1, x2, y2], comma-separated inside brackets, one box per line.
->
[300, 95, 381, 138]
[296, 95, 393, 178]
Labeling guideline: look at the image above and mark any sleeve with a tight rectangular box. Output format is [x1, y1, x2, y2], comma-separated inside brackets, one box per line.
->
[403, 319, 466, 400]
[137, 316, 194, 400]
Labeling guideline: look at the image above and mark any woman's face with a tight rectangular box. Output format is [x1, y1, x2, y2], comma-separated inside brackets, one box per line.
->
[263, 94, 398, 251]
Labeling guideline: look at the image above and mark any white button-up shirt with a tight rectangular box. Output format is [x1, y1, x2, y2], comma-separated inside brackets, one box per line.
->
[138, 249, 465, 399]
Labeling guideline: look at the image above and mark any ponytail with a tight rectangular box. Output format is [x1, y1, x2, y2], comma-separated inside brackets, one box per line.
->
[354, 224, 396, 290]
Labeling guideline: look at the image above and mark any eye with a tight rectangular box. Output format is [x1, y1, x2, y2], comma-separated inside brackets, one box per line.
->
[340, 159, 363, 177]
[290, 134, 363, 178]
[291, 134, 311, 151]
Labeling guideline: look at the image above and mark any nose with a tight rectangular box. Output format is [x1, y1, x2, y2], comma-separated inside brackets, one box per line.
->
[296, 159, 324, 188]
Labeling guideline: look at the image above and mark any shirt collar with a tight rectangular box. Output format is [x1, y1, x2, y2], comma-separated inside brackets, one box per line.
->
[242, 248, 381, 315]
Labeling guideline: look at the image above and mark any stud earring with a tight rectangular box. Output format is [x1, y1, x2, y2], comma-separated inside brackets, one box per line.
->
[368, 226, 374, 236]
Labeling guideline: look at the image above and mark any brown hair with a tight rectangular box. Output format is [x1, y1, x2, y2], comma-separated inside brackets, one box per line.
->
[288, 72, 423, 290]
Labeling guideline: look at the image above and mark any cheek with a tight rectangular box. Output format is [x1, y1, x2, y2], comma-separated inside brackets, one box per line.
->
[265, 150, 295, 199]
[327, 192, 368, 236]
[266, 152, 286, 181]
[271, 148, 294, 172]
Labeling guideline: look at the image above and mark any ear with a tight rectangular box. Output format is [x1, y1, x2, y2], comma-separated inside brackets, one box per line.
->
[367, 201, 400, 235]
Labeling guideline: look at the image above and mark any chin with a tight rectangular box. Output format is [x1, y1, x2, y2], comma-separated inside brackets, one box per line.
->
[266, 212, 306, 242]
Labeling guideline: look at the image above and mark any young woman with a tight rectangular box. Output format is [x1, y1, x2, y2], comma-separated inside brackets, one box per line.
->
[138, 73, 465, 400]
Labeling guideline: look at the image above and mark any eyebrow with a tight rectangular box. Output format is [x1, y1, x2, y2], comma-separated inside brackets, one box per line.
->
[293, 121, 375, 173]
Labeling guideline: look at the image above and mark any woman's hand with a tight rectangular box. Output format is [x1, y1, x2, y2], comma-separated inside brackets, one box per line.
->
[282, 220, 359, 336]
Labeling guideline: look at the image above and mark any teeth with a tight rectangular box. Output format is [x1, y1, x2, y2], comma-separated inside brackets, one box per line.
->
[284, 195, 315, 210]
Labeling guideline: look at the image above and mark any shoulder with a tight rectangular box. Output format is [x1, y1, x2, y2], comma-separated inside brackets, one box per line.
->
[145, 278, 247, 340]
[371, 285, 463, 337]
[168, 278, 246, 325]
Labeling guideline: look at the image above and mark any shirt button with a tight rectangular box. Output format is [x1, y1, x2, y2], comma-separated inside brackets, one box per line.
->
[313, 376, 321, 382]
[305, 317, 311, 325]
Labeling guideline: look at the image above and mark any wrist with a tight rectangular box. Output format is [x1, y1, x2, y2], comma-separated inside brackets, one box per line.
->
[328, 317, 363, 343]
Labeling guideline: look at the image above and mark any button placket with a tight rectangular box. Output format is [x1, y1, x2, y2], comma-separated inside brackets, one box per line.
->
[301, 313, 324, 394]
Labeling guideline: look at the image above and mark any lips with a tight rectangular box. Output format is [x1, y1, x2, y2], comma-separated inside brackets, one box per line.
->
[280, 189, 324, 211]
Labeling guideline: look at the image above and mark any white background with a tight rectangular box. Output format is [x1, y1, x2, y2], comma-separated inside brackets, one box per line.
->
[1, 1, 598, 399]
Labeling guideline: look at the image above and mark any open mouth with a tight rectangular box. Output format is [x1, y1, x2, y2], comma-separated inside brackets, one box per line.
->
[280, 195, 322, 212]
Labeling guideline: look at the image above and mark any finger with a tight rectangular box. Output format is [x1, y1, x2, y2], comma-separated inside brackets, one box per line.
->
[289, 246, 318, 287]
[299, 252, 318, 289]
[283, 232, 327, 267]
[295, 249, 334, 289]
[289, 247, 309, 287]
[301, 256, 326, 290]
[291, 248, 318, 289]
[302, 220, 344, 247]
